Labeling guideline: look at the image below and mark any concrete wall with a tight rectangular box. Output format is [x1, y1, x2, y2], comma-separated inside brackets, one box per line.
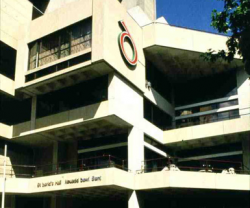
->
[121, 0, 156, 20]
[135, 171, 250, 191]
[108, 73, 143, 127]
[0, 0, 32, 90]
[237, 68, 250, 116]
[45, 0, 79, 13]
[0, 168, 249, 194]
[28, 0, 92, 42]
[14, 0, 92, 89]
[92, 0, 146, 92]
[0, 0, 32, 49]
[0, 123, 13, 139]
[0, 75, 15, 95]
[143, 22, 231, 55]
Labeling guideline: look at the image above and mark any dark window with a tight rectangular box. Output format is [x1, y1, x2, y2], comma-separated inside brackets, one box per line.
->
[146, 60, 172, 102]
[176, 109, 240, 128]
[176, 99, 238, 116]
[0, 94, 31, 125]
[144, 136, 167, 153]
[174, 70, 238, 106]
[144, 98, 172, 130]
[26, 53, 91, 82]
[78, 134, 127, 150]
[29, 0, 49, 20]
[0, 41, 17, 80]
[36, 76, 108, 118]
[28, 18, 92, 70]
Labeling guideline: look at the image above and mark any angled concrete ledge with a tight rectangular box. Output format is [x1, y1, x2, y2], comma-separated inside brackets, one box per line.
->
[1, 168, 249, 194]
[0, 74, 15, 96]
[163, 116, 250, 145]
[143, 22, 230, 54]
[0, 168, 134, 194]
[0, 123, 13, 139]
[135, 171, 250, 191]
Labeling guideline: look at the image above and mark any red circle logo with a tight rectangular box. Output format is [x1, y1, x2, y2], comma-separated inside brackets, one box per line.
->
[118, 21, 138, 66]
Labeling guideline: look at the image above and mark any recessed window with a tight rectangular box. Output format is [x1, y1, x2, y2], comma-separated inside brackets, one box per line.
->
[28, 18, 92, 70]
[0, 41, 17, 80]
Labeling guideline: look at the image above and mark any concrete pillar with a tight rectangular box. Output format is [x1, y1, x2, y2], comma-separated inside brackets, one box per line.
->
[128, 127, 144, 173]
[128, 191, 143, 208]
[31, 96, 37, 130]
[52, 141, 58, 172]
[67, 141, 78, 169]
[171, 87, 176, 128]
[11, 195, 15, 208]
[242, 137, 250, 171]
[51, 196, 56, 208]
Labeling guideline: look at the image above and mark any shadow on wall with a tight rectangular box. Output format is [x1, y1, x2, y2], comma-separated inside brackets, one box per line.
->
[29, 0, 49, 19]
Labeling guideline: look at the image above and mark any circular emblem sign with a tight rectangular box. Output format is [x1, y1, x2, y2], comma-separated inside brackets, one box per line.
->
[118, 21, 138, 66]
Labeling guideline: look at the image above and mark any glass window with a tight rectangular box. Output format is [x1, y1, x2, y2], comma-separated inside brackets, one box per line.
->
[218, 100, 238, 108]
[39, 34, 59, 66]
[229, 109, 240, 118]
[28, 18, 92, 70]
[174, 70, 238, 106]
[0, 41, 17, 79]
[29, 42, 38, 70]
[218, 111, 230, 121]
[36, 76, 108, 118]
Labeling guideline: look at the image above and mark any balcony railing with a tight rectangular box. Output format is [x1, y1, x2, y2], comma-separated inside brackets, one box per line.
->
[0, 155, 129, 178]
[165, 107, 250, 130]
[137, 157, 250, 175]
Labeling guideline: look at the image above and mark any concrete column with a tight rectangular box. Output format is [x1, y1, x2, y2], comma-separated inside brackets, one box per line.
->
[128, 191, 143, 208]
[171, 87, 176, 128]
[242, 137, 250, 171]
[11, 195, 15, 208]
[51, 196, 56, 208]
[128, 127, 144, 173]
[31, 96, 37, 130]
[52, 141, 58, 172]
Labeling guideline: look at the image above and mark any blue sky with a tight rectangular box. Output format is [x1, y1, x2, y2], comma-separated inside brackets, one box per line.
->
[156, 0, 224, 34]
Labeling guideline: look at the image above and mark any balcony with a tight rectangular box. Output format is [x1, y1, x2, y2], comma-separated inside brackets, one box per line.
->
[137, 157, 249, 175]
[1, 156, 249, 195]
[163, 113, 250, 148]
[20, 17, 113, 96]
[174, 96, 240, 129]
[1, 155, 129, 179]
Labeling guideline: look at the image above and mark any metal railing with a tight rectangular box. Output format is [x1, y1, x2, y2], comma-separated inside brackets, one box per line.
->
[166, 108, 250, 130]
[0, 155, 128, 178]
[137, 156, 250, 175]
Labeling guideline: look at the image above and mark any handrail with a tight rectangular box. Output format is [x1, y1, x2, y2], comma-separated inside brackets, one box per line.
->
[139, 156, 250, 175]
[165, 108, 250, 130]
[0, 155, 129, 178]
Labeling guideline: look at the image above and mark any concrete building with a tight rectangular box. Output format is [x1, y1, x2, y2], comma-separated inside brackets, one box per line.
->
[0, 0, 249, 207]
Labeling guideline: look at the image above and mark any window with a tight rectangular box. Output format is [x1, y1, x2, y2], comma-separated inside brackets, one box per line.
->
[146, 60, 172, 102]
[144, 98, 172, 130]
[36, 76, 108, 118]
[28, 18, 92, 70]
[0, 94, 31, 125]
[176, 100, 238, 117]
[0, 41, 17, 80]
[176, 109, 240, 128]
[174, 70, 238, 106]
